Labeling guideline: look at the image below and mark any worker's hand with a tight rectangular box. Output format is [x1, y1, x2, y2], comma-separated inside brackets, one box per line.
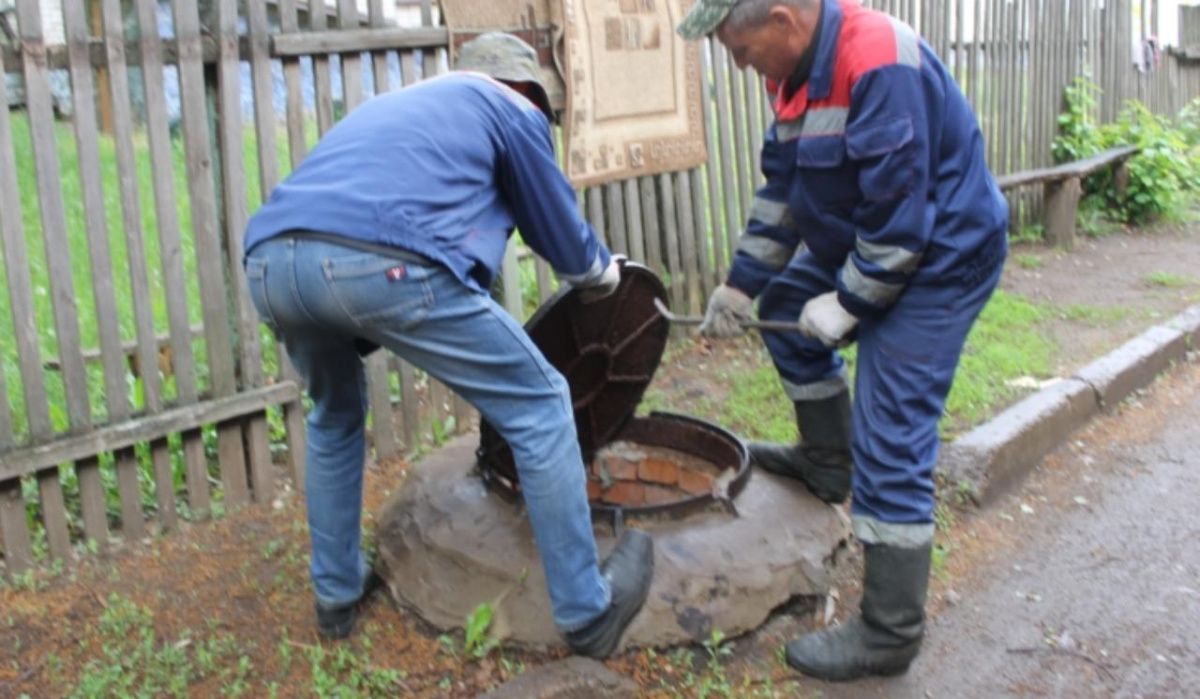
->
[577, 256, 622, 304]
[798, 291, 858, 348]
[699, 284, 754, 338]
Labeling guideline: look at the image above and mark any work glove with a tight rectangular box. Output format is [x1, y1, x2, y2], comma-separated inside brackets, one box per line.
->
[577, 256, 622, 304]
[798, 291, 858, 348]
[699, 284, 754, 338]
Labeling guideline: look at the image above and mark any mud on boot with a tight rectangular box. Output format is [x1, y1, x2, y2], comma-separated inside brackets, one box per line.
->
[786, 538, 931, 681]
[749, 390, 853, 504]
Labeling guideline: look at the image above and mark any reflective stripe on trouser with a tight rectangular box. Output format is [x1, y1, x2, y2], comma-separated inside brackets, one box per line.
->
[244, 237, 610, 631]
[756, 247, 1003, 523]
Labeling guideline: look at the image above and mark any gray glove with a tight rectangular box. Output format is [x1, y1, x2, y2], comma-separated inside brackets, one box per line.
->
[798, 291, 858, 347]
[699, 284, 754, 338]
[577, 257, 622, 304]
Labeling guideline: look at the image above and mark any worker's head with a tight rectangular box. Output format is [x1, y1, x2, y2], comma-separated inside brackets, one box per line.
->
[454, 32, 555, 122]
[677, 0, 820, 83]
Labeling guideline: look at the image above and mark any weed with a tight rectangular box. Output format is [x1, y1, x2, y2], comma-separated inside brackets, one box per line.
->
[304, 641, 406, 697]
[931, 542, 953, 581]
[261, 537, 285, 560]
[5, 569, 47, 592]
[933, 501, 957, 533]
[499, 654, 526, 678]
[437, 633, 459, 660]
[464, 602, 501, 660]
[698, 628, 735, 697]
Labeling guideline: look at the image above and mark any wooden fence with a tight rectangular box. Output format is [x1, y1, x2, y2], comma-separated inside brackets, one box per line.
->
[1, 0, 1198, 575]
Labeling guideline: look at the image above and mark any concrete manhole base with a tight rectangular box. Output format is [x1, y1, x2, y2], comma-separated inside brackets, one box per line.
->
[376, 435, 851, 651]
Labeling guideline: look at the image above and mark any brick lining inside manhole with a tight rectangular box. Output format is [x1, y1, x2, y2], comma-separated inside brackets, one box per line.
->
[587, 441, 720, 506]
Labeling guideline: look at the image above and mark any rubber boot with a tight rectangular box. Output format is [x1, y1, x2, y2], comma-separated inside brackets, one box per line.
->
[749, 390, 852, 503]
[564, 529, 655, 659]
[785, 541, 932, 681]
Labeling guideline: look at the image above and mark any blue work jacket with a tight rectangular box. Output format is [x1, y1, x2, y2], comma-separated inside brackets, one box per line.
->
[726, 0, 1008, 318]
[244, 73, 610, 292]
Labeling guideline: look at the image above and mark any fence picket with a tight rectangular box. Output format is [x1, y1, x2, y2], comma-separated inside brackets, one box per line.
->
[675, 171, 703, 316]
[18, 0, 108, 548]
[659, 172, 685, 309]
[369, 0, 390, 93]
[134, 0, 203, 524]
[712, 41, 741, 272]
[310, 0, 336, 134]
[605, 184, 629, 256]
[174, 0, 248, 514]
[0, 479, 32, 573]
[624, 179, 646, 263]
[36, 473, 71, 561]
[0, 27, 50, 446]
[102, 0, 165, 538]
[690, 168, 714, 301]
[279, 0, 309, 165]
[639, 176, 664, 276]
[700, 39, 727, 289]
[15, 0, 90, 430]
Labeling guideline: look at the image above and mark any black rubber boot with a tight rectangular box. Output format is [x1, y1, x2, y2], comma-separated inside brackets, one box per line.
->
[749, 390, 853, 503]
[315, 569, 384, 640]
[565, 529, 654, 659]
[785, 541, 932, 681]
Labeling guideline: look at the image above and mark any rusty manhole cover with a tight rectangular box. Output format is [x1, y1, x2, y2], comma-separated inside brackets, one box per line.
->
[478, 261, 749, 519]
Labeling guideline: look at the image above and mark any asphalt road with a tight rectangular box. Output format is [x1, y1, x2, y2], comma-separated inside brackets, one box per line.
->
[816, 361, 1200, 699]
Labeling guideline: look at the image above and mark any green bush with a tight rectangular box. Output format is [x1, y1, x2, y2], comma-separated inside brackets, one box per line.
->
[1053, 78, 1200, 225]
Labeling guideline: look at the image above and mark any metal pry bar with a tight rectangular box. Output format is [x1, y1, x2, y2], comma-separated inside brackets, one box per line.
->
[652, 298, 805, 333]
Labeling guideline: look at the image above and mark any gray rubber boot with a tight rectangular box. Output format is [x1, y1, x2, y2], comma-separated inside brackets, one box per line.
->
[748, 390, 852, 503]
[785, 541, 932, 681]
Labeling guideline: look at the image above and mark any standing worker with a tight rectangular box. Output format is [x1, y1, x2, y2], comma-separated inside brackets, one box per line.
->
[678, 0, 1008, 681]
[242, 33, 653, 658]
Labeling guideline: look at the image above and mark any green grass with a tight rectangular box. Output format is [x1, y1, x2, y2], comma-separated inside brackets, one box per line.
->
[645, 289, 1055, 444]
[69, 593, 252, 698]
[943, 290, 1054, 434]
[2, 113, 308, 546]
[1056, 303, 1131, 325]
[1013, 253, 1045, 269]
[1143, 271, 1197, 288]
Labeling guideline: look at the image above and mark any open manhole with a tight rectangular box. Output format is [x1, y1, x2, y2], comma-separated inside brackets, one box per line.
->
[375, 261, 847, 651]
[476, 261, 750, 521]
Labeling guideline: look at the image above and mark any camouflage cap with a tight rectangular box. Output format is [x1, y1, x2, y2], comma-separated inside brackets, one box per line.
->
[455, 32, 555, 122]
[676, 0, 740, 39]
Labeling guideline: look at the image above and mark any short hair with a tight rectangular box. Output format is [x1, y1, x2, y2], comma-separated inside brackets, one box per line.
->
[723, 0, 812, 33]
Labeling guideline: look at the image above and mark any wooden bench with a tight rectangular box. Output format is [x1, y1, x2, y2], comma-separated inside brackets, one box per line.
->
[996, 145, 1139, 249]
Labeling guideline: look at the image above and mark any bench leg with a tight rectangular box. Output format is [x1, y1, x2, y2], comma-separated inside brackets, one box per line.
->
[1113, 162, 1130, 199]
[1044, 176, 1082, 250]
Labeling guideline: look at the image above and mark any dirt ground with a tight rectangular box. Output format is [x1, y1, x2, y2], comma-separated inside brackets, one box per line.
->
[2, 219, 1198, 698]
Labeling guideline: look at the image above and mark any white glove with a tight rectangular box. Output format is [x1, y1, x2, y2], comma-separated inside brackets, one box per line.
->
[798, 291, 858, 347]
[577, 257, 622, 304]
[699, 284, 754, 338]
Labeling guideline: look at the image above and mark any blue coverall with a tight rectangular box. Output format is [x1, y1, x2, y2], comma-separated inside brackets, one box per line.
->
[725, 0, 1009, 533]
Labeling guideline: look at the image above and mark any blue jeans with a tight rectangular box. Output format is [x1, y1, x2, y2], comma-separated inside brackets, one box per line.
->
[244, 236, 610, 631]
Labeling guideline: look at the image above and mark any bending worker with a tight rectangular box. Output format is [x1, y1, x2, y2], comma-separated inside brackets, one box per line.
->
[678, 0, 1008, 681]
[241, 33, 653, 658]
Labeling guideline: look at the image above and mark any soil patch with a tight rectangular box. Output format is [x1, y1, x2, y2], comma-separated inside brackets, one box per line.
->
[2, 222, 1198, 697]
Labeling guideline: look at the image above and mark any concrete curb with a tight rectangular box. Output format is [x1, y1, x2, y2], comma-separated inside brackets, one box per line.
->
[941, 304, 1200, 505]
